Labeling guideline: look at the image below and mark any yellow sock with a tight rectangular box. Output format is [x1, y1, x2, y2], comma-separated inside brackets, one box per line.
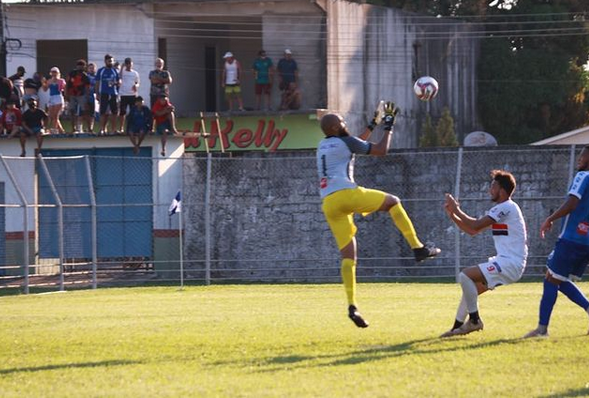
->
[389, 203, 423, 249]
[341, 258, 357, 306]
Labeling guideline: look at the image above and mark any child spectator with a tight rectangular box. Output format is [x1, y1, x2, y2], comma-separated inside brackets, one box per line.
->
[152, 95, 178, 157]
[20, 97, 48, 157]
[280, 82, 302, 110]
[1, 100, 22, 139]
[126, 96, 152, 155]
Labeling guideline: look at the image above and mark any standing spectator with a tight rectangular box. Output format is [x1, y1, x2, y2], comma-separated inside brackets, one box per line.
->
[126, 96, 152, 155]
[252, 49, 273, 111]
[277, 49, 298, 93]
[37, 76, 50, 114]
[279, 82, 302, 110]
[118, 57, 140, 133]
[152, 95, 178, 157]
[149, 58, 172, 109]
[8, 66, 26, 108]
[65, 59, 91, 133]
[95, 54, 120, 135]
[0, 100, 22, 138]
[47, 66, 66, 134]
[0, 76, 14, 111]
[221, 52, 244, 112]
[23, 72, 42, 111]
[20, 97, 48, 157]
[85, 62, 98, 133]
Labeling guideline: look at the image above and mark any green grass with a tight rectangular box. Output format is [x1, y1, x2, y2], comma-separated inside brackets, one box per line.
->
[1, 283, 588, 397]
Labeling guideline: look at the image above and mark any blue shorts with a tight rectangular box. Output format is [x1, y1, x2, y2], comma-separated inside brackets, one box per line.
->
[155, 120, 171, 135]
[547, 239, 589, 281]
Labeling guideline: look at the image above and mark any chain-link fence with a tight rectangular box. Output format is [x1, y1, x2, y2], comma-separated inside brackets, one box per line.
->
[0, 146, 580, 292]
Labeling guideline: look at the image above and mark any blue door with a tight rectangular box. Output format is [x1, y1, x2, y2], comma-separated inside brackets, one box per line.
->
[38, 148, 153, 259]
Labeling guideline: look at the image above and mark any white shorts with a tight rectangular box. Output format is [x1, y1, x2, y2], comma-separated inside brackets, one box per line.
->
[48, 94, 64, 107]
[478, 256, 525, 290]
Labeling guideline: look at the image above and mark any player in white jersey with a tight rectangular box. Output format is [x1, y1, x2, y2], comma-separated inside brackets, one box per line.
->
[317, 102, 440, 328]
[441, 170, 528, 337]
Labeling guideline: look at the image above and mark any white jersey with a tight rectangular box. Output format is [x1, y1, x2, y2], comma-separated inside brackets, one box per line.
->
[316, 135, 371, 198]
[224, 61, 239, 85]
[486, 199, 528, 265]
[119, 69, 140, 96]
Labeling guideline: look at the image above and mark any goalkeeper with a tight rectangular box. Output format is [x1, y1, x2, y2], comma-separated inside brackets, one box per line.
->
[317, 102, 441, 328]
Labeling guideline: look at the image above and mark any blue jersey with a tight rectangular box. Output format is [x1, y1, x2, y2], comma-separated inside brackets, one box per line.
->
[96, 67, 119, 96]
[559, 171, 589, 246]
[316, 135, 371, 198]
[127, 105, 152, 132]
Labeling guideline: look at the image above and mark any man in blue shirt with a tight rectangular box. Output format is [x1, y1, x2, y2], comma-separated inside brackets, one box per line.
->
[126, 96, 152, 155]
[95, 54, 120, 135]
[277, 49, 298, 92]
[525, 145, 589, 338]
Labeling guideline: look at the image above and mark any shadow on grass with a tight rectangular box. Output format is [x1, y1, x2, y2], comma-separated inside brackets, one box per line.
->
[252, 337, 523, 372]
[0, 359, 141, 375]
[539, 387, 589, 398]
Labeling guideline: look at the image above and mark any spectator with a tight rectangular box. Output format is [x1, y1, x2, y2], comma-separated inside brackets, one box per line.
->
[37, 76, 50, 114]
[65, 59, 91, 133]
[252, 49, 273, 111]
[277, 49, 298, 93]
[152, 95, 178, 157]
[23, 72, 42, 111]
[95, 54, 120, 135]
[221, 52, 244, 112]
[20, 97, 48, 157]
[85, 62, 98, 133]
[47, 66, 66, 134]
[0, 76, 13, 111]
[118, 57, 140, 133]
[280, 82, 302, 110]
[8, 66, 26, 108]
[126, 96, 152, 155]
[149, 58, 172, 109]
[0, 100, 22, 139]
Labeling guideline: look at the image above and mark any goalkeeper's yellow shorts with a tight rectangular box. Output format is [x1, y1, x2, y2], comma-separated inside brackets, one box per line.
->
[322, 187, 387, 250]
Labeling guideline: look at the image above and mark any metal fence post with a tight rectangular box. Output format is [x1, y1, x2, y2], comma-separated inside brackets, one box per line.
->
[453, 147, 463, 281]
[204, 153, 212, 285]
[37, 155, 65, 291]
[0, 155, 30, 294]
[84, 156, 98, 289]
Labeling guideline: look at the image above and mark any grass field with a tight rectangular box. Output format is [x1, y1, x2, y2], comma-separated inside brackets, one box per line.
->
[1, 282, 588, 397]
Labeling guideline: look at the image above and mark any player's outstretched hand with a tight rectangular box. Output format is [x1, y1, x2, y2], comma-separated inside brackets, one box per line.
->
[540, 219, 553, 239]
[368, 100, 385, 131]
[444, 193, 458, 213]
[383, 101, 399, 131]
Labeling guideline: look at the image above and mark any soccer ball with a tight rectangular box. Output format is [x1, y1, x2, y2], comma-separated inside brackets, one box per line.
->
[413, 76, 439, 101]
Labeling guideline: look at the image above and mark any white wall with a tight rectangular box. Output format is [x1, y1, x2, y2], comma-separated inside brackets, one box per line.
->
[5, 3, 157, 101]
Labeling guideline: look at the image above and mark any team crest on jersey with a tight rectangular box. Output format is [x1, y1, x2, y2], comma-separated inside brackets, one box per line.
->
[492, 223, 508, 236]
[487, 262, 502, 273]
[576, 221, 589, 236]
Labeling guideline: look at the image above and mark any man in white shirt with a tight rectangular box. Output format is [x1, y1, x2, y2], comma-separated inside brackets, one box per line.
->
[441, 170, 528, 337]
[118, 57, 140, 133]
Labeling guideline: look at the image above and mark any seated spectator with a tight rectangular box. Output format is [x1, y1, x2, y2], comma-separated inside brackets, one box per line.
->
[20, 97, 48, 157]
[280, 82, 302, 110]
[126, 96, 152, 155]
[0, 100, 22, 139]
[0, 76, 13, 111]
[152, 95, 178, 156]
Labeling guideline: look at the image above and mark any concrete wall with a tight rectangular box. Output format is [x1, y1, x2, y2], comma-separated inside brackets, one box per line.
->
[182, 146, 575, 281]
[323, 1, 479, 147]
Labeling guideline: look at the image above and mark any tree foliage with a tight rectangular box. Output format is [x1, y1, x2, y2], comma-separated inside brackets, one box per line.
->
[419, 107, 458, 147]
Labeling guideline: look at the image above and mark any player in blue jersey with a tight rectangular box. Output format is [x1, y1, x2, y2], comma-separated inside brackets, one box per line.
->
[317, 102, 440, 328]
[525, 146, 589, 338]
